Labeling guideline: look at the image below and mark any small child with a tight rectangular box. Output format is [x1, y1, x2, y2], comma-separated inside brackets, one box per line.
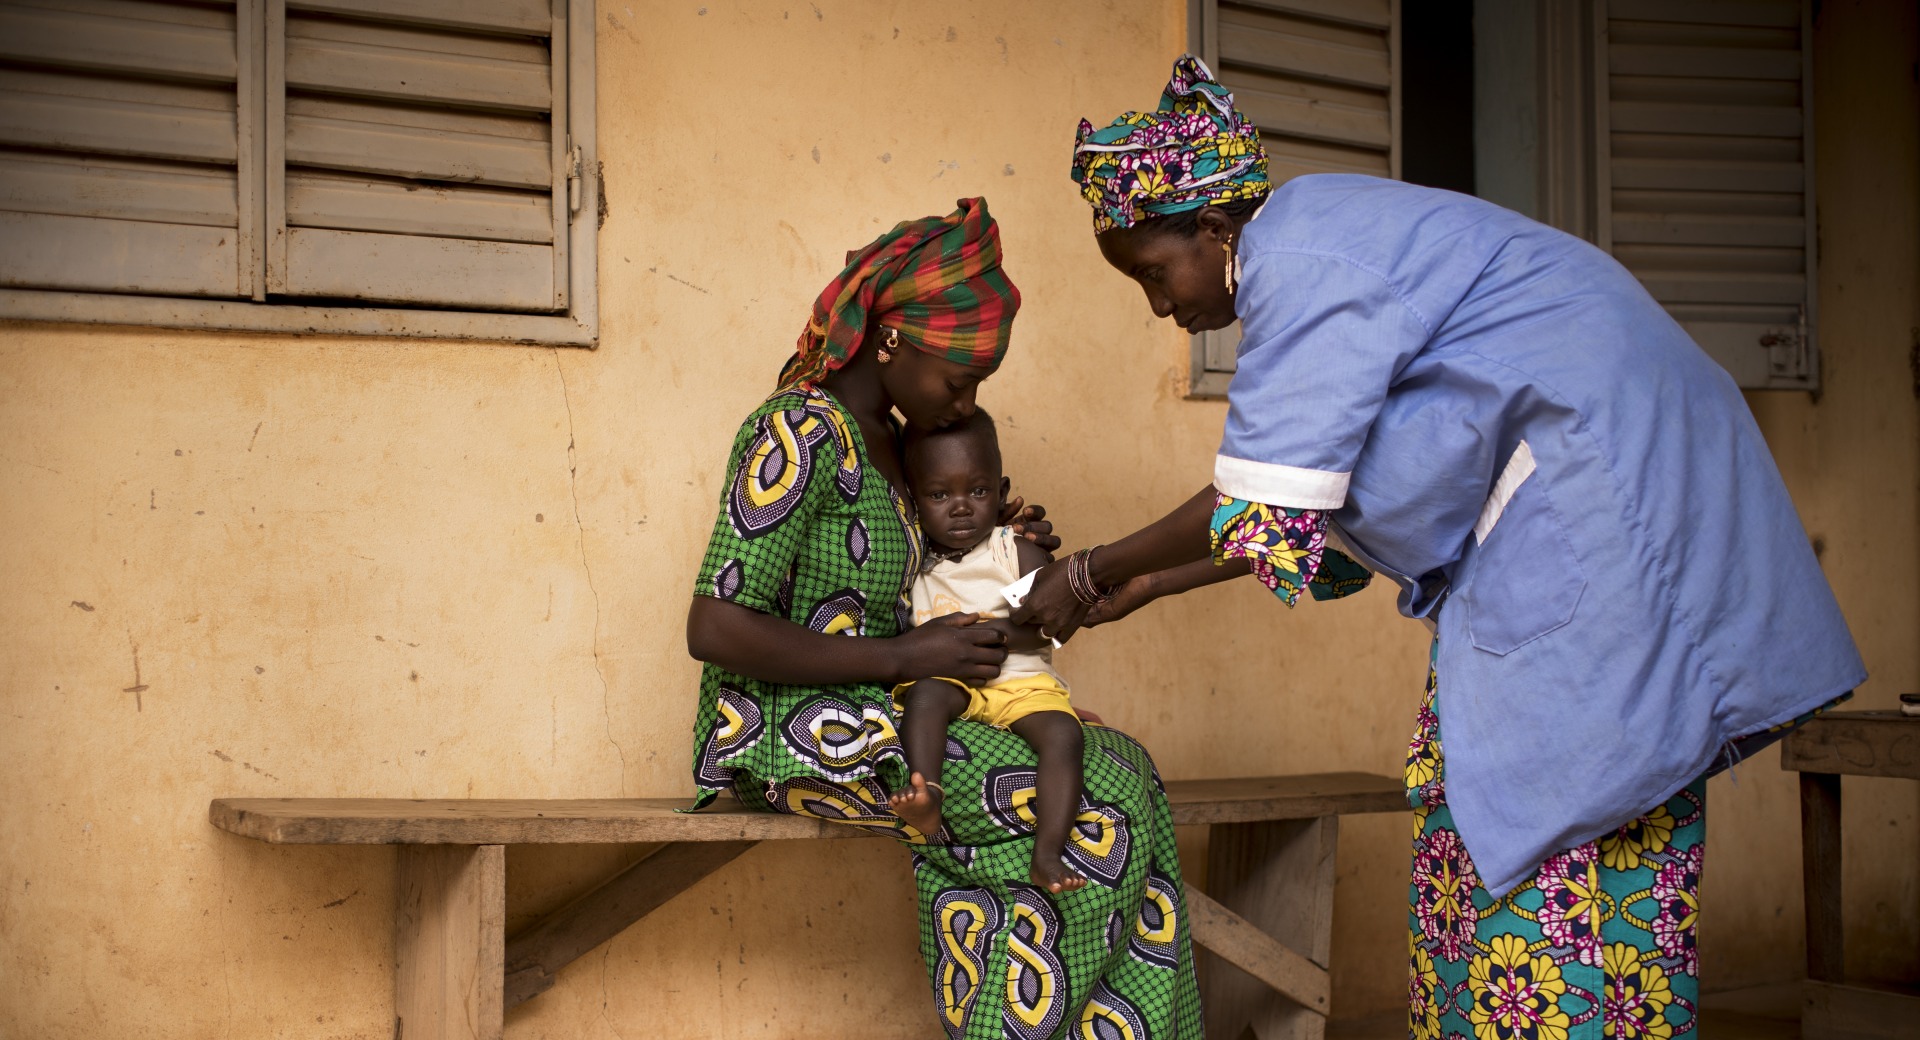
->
[886, 409, 1087, 893]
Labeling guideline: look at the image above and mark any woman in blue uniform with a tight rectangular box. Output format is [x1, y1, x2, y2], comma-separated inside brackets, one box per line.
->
[1016, 57, 1864, 1039]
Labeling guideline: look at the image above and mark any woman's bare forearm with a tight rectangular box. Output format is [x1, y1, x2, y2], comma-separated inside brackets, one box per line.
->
[1086, 555, 1250, 628]
[687, 597, 903, 685]
[1148, 554, 1251, 598]
[1087, 485, 1216, 589]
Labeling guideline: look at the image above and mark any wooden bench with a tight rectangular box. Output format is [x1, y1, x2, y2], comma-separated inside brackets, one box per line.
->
[1781, 709, 1920, 1040]
[211, 771, 1405, 1040]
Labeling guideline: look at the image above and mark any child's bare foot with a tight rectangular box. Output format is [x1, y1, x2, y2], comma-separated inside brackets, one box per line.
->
[888, 772, 945, 838]
[1030, 851, 1087, 894]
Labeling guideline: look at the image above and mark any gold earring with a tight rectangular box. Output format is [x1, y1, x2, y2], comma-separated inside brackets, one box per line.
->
[1223, 237, 1236, 292]
[878, 326, 898, 362]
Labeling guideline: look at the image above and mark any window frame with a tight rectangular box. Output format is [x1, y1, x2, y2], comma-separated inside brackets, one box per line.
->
[0, 0, 599, 347]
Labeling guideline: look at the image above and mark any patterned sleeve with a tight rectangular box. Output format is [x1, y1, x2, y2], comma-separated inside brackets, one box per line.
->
[695, 400, 841, 614]
[1209, 492, 1372, 607]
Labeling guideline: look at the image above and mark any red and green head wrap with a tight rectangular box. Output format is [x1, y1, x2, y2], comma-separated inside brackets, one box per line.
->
[781, 196, 1020, 390]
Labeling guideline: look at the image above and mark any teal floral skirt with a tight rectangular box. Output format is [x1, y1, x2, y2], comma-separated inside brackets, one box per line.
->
[1406, 649, 1705, 1040]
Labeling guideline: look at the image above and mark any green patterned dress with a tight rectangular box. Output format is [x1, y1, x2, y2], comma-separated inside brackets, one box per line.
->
[690, 385, 1202, 1039]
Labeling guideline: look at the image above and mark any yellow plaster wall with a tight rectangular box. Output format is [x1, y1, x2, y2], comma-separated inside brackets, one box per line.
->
[1721, 0, 1920, 992]
[0, 2, 1913, 1037]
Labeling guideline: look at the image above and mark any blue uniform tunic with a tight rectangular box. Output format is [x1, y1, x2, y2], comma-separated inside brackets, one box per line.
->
[1216, 174, 1865, 896]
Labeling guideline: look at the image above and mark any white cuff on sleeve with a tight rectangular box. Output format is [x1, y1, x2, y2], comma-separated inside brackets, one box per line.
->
[1213, 454, 1350, 510]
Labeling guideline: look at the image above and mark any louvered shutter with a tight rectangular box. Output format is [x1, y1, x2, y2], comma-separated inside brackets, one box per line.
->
[1595, 0, 1817, 388]
[0, 0, 259, 298]
[1190, 0, 1400, 397]
[266, 0, 569, 312]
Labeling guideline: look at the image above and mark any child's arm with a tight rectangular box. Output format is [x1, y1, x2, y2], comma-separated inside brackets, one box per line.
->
[974, 535, 1057, 652]
[1086, 556, 1252, 627]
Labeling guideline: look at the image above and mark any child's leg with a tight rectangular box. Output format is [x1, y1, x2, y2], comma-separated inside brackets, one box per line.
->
[1008, 710, 1087, 893]
[887, 679, 969, 839]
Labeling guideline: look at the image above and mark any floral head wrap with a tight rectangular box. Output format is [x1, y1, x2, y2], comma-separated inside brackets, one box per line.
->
[1069, 55, 1270, 233]
[780, 197, 1020, 390]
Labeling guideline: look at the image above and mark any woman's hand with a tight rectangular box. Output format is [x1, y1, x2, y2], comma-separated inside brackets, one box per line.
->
[891, 612, 1008, 683]
[1009, 559, 1091, 644]
[1000, 498, 1061, 554]
[974, 617, 1052, 654]
[1084, 574, 1157, 627]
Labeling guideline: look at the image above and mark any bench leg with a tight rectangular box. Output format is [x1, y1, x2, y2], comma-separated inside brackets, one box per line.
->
[1799, 771, 1844, 984]
[395, 844, 505, 1040]
[1200, 816, 1338, 1040]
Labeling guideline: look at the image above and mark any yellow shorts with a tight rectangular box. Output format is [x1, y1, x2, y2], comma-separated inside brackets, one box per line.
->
[893, 674, 1074, 730]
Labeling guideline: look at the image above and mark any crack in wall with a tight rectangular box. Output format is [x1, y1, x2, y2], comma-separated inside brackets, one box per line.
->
[552, 350, 630, 795]
[122, 629, 148, 711]
[598, 944, 630, 1040]
[217, 841, 234, 1039]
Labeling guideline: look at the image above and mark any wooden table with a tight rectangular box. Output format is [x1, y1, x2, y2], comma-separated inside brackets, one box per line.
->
[213, 771, 1408, 1040]
[1780, 709, 1920, 1040]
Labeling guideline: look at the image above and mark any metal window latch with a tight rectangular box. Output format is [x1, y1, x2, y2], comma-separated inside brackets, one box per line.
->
[1760, 305, 1811, 381]
[565, 140, 583, 215]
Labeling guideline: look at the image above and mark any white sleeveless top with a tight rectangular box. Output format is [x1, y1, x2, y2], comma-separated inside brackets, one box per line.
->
[910, 526, 1064, 688]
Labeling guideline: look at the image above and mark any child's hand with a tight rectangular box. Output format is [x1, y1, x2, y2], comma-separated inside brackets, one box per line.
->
[891, 612, 1007, 683]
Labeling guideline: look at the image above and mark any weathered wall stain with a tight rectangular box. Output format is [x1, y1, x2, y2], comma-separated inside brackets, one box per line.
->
[121, 630, 147, 711]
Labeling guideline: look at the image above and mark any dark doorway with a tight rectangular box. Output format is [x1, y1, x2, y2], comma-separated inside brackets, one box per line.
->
[1401, 0, 1477, 195]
